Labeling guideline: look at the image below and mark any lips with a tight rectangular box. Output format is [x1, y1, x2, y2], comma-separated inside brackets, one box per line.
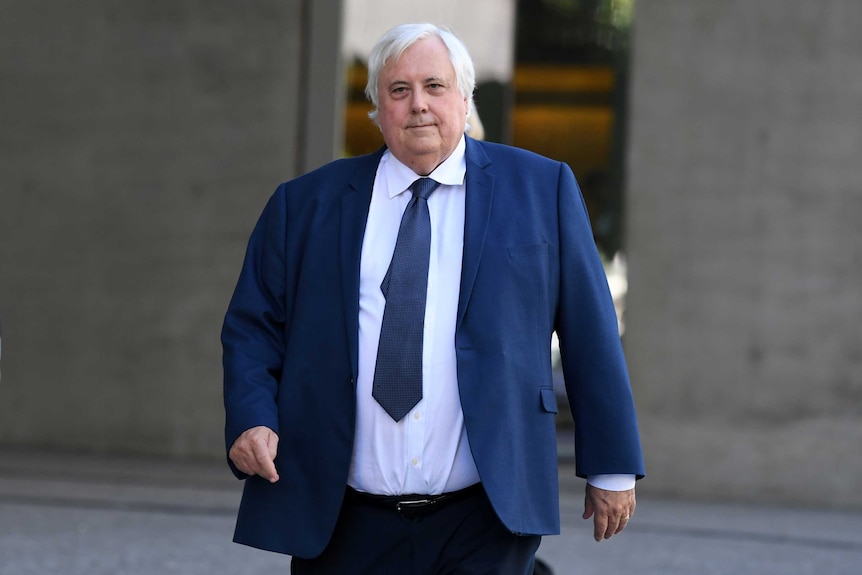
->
[408, 120, 435, 129]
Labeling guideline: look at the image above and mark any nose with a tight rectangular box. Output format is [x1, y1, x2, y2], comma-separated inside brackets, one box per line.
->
[410, 90, 428, 113]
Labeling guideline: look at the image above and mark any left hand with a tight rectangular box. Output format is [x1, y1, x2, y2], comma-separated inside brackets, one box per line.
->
[583, 484, 636, 542]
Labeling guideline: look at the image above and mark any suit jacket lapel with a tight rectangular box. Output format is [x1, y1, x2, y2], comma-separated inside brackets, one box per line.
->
[458, 138, 494, 328]
[340, 147, 385, 380]
[338, 141, 492, 371]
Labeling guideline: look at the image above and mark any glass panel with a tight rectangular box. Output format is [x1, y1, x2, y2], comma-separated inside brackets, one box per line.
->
[515, 0, 634, 259]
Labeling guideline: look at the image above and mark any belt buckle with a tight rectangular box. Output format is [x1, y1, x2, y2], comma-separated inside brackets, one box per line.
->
[396, 498, 433, 513]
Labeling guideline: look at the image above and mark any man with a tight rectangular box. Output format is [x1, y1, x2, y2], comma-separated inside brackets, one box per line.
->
[223, 23, 644, 574]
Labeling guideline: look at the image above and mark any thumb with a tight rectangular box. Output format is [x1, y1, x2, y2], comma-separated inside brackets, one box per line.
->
[267, 431, 279, 459]
[264, 431, 280, 482]
[583, 495, 594, 520]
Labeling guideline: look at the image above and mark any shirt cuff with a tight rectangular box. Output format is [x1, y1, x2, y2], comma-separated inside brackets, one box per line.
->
[586, 474, 636, 491]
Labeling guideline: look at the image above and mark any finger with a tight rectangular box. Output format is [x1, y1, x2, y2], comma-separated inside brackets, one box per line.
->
[593, 514, 608, 542]
[603, 516, 618, 540]
[253, 439, 279, 483]
[229, 427, 279, 479]
[614, 514, 630, 535]
[229, 444, 254, 476]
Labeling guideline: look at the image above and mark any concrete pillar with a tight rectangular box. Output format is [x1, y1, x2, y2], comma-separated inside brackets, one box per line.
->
[0, 1, 342, 457]
[624, 1, 862, 506]
[299, 0, 346, 172]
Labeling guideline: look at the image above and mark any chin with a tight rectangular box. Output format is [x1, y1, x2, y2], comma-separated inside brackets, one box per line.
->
[404, 135, 439, 150]
[406, 145, 442, 160]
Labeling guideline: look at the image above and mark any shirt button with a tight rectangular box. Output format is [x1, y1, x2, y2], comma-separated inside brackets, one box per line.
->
[411, 457, 420, 466]
[413, 412, 422, 420]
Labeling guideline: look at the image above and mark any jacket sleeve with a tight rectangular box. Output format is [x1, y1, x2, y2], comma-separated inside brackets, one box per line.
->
[554, 162, 645, 480]
[221, 187, 287, 478]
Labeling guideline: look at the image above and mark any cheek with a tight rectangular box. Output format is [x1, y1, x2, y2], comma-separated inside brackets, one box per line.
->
[377, 109, 398, 133]
[382, 106, 405, 125]
[448, 103, 468, 130]
[448, 99, 468, 123]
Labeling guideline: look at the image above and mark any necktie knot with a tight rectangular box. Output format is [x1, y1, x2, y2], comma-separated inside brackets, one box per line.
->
[411, 177, 439, 201]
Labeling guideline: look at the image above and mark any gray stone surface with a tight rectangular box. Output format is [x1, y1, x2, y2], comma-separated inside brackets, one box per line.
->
[624, 1, 862, 507]
[0, 1, 305, 456]
[1, 448, 861, 575]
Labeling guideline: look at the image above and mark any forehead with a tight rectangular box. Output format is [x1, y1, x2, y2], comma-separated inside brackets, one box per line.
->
[380, 36, 455, 81]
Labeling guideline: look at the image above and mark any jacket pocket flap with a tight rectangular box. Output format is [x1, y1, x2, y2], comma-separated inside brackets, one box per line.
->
[540, 387, 558, 414]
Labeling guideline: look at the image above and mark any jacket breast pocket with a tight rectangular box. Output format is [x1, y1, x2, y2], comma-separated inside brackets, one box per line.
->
[507, 243, 549, 268]
[505, 243, 550, 295]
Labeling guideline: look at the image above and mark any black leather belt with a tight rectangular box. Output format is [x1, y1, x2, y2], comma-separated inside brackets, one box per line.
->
[345, 483, 483, 518]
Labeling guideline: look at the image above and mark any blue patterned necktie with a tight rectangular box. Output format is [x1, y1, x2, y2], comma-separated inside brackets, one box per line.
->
[372, 177, 440, 421]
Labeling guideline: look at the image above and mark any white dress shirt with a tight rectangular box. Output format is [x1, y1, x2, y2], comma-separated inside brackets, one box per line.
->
[348, 136, 634, 495]
[349, 137, 477, 496]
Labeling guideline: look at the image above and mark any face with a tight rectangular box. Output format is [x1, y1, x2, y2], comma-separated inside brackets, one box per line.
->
[376, 36, 468, 175]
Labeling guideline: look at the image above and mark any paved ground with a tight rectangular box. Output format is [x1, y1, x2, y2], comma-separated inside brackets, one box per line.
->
[1, 445, 861, 575]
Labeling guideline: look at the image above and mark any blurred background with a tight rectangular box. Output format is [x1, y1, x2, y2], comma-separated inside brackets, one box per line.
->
[0, 0, 860, 510]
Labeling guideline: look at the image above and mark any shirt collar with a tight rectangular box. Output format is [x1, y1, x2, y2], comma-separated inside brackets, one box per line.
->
[382, 136, 467, 199]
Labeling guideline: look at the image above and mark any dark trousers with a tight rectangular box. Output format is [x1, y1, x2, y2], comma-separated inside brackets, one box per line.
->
[291, 486, 541, 575]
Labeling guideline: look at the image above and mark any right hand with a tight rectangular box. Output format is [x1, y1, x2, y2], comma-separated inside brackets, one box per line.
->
[229, 426, 280, 483]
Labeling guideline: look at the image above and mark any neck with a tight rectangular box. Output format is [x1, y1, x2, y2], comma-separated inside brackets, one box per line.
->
[406, 153, 451, 177]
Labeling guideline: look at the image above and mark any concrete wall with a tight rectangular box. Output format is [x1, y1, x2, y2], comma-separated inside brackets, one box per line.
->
[4, 0, 860, 508]
[0, 1, 334, 457]
[625, 1, 862, 507]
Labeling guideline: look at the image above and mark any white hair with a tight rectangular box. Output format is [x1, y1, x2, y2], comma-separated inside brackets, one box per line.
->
[365, 23, 476, 127]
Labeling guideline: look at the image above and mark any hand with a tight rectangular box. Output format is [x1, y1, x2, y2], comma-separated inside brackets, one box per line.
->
[583, 483, 636, 542]
[229, 426, 280, 483]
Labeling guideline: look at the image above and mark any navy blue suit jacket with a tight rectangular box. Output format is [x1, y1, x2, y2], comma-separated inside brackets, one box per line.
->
[222, 137, 645, 558]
